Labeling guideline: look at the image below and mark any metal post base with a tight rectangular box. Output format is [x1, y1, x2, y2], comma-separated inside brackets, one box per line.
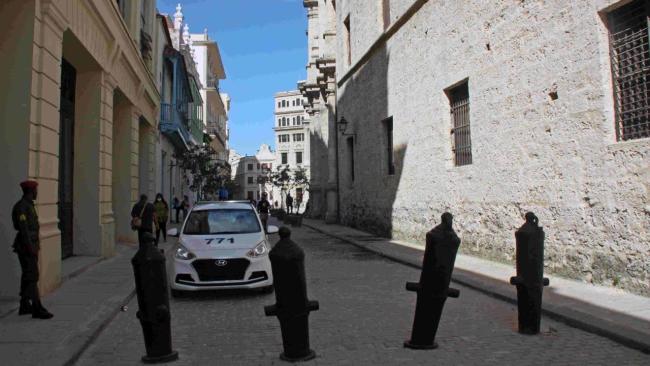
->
[403, 340, 438, 350]
[141, 351, 179, 364]
[279, 350, 316, 362]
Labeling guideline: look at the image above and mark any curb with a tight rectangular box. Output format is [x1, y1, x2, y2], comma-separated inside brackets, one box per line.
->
[63, 288, 137, 366]
[303, 222, 650, 354]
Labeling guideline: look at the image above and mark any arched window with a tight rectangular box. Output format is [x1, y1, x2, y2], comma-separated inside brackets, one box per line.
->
[282, 117, 286, 126]
[282, 100, 286, 107]
[278, 118, 281, 126]
[277, 101, 281, 108]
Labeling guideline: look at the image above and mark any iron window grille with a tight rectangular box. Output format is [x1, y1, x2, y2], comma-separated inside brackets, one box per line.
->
[448, 81, 472, 166]
[608, 0, 650, 141]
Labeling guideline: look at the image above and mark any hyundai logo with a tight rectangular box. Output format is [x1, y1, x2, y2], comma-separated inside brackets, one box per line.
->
[215, 259, 228, 267]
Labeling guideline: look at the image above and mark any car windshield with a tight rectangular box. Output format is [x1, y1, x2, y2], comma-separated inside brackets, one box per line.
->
[183, 209, 261, 235]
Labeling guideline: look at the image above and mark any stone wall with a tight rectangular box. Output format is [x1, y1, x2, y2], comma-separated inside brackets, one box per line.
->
[335, 0, 650, 295]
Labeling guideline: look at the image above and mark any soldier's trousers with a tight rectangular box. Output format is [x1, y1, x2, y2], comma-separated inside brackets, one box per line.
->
[17, 253, 40, 303]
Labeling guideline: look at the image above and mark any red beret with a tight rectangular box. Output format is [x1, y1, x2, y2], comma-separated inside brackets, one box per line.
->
[20, 180, 38, 190]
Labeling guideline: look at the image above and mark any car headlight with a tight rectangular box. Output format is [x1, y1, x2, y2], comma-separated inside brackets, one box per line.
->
[247, 241, 268, 258]
[175, 244, 195, 260]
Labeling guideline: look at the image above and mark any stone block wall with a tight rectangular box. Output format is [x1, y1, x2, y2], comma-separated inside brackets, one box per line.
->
[335, 0, 650, 295]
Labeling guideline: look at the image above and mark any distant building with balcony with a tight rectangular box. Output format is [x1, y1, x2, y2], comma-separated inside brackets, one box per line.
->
[274, 90, 310, 212]
[189, 30, 229, 162]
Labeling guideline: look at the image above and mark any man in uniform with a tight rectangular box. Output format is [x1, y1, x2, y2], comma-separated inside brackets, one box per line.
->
[12, 180, 54, 319]
[257, 192, 271, 233]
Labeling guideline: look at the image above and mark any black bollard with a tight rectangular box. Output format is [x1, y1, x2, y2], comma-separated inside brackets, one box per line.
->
[264, 227, 319, 362]
[404, 212, 461, 350]
[509, 212, 549, 335]
[132, 232, 178, 363]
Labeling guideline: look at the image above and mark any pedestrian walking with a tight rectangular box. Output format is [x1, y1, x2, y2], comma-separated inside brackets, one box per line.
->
[173, 197, 181, 223]
[286, 193, 294, 214]
[12, 180, 53, 319]
[153, 193, 169, 245]
[181, 195, 190, 220]
[131, 194, 156, 247]
[218, 186, 229, 201]
[257, 192, 271, 233]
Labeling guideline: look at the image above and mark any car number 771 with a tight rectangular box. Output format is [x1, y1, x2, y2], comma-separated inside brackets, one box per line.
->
[205, 238, 235, 245]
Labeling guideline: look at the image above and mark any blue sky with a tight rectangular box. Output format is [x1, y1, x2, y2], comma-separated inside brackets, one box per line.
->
[158, 0, 307, 156]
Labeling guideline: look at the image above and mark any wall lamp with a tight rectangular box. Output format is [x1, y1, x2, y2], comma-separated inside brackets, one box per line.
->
[338, 116, 356, 137]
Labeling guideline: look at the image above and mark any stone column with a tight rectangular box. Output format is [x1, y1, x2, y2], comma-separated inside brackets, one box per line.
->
[112, 95, 139, 244]
[99, 75, 117, 257]
[32, 2, 68, 294]
[72, 67, 103, 256]
[324, 82, 338, 224]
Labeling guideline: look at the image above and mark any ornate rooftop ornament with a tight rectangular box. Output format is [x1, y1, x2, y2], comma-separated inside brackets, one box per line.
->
[174, 3, 183, 30]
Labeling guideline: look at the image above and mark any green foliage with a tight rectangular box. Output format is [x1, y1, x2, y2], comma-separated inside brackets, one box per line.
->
[173, 144, 234, 199]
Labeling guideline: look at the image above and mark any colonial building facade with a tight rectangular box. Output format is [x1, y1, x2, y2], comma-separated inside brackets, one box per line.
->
[0, 0, 160, 297]
[229, 144, 276, 202]
[156, 4, 203, 207]
[300, 0, 337, 221]
[333, 0, 650, 295]
[274, 91, 311, 212]
[189, 29, 229, 162]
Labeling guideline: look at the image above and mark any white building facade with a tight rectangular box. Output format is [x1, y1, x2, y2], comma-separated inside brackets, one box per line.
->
[189, 30, 229, 162]
[274, 91, 311, 212]
[230, 145, 276, 202]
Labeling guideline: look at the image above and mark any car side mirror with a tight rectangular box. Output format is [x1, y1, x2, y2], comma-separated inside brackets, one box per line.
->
[167, 228, 179, 237]
[267, 225, 279, 235]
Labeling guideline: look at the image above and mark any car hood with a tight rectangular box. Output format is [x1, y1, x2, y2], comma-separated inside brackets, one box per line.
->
[179, 232, 264, 252]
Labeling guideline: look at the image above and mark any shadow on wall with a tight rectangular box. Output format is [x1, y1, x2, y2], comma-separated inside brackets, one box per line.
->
[336, 45, 406, 238]
[308, 126, 328, 219]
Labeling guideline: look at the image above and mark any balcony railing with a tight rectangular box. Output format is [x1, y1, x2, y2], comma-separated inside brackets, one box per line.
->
[160, 103, 173, 124]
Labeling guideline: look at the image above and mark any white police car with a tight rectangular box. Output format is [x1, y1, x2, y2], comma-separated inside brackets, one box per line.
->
[166, 201, 276, 295]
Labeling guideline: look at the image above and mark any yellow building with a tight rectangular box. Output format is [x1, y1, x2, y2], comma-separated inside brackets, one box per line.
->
[0, 0, 160, 298]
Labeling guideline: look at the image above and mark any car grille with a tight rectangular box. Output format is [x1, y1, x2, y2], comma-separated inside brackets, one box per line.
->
[191, 258, 250, 281]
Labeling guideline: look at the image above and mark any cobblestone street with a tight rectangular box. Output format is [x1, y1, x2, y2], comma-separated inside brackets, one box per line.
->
[75, 223, 649, 366]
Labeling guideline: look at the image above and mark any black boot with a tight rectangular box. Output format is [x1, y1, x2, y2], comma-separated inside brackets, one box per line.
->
[31, 302, 53, 319]
[18, 299, 32, 316]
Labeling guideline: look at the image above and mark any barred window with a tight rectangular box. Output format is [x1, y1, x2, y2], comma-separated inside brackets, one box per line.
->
[608, 0, 650, 141]
[383, 117, 395, 175]
[447, 81, 472, 166]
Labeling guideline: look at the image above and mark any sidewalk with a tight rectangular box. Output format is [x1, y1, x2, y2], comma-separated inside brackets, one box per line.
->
[303, 219, 650, 354]
[0, 236, 175, 366]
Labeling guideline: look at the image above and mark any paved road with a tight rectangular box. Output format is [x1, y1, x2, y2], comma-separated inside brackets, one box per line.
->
[76, 223, 650, 365]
